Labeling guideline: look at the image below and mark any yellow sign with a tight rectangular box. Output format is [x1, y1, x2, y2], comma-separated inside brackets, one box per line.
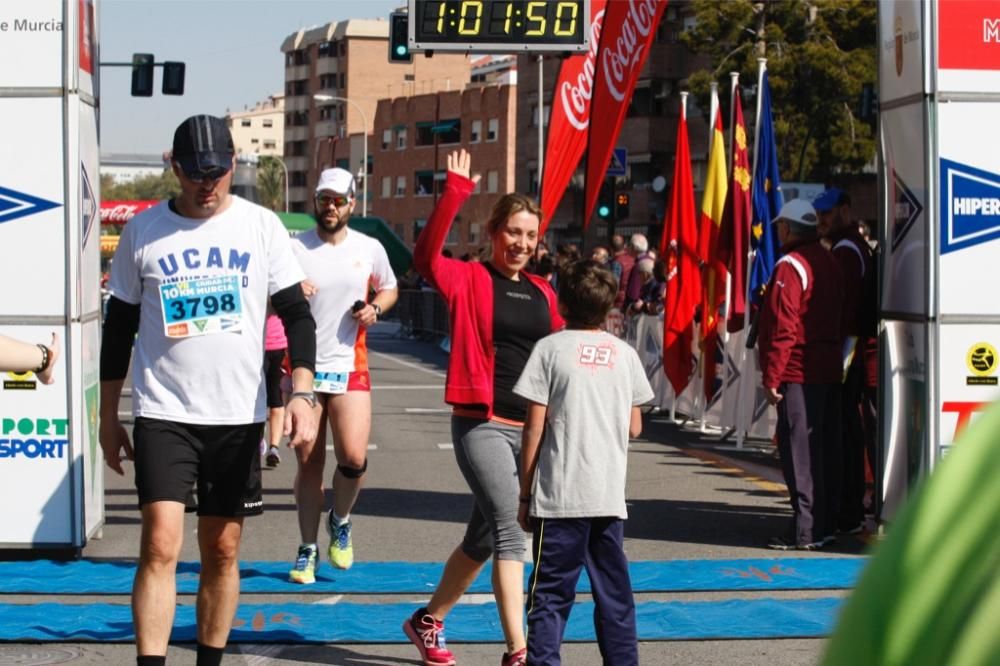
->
[100, 234, 120, 257]
[966, 342, 998, 385]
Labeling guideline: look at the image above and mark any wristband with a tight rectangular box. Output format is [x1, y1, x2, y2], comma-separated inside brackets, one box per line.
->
[290, 391, 318, 408]
[34, 344, 51, 374]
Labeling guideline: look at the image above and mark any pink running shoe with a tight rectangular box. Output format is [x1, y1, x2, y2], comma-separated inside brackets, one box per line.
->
[403, 608, 456, 666]
[501, 647, 527, 666]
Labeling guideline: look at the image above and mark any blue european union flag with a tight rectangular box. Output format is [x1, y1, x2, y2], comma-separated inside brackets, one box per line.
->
[749, 71, 783, 303]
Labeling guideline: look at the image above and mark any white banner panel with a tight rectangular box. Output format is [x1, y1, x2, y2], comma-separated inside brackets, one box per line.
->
[71, 0, 98, 99]
[936, 324, 1000, 460]
[880, 102, 929, 316]
[936, 0, 1000, 94]
[0, 324, 73, 545]
[881, 320, 929, 522]
[79, 317, 103, 537]
[0, 98, 67, 317]
[0, 0, 64, 89]
[878, 0, 926, 105]
[936, 102, 1000, 316]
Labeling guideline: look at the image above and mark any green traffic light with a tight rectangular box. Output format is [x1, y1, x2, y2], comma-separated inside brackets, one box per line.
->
[598, 205, 611, 218]
[396, 45, 408, 56]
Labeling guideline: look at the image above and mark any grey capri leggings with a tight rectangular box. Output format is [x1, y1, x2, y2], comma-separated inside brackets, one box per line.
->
[452, 416, 526, 562]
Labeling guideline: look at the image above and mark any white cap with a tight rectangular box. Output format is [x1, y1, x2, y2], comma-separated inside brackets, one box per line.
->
[772, 199, 819, 226]
[315, 167, 356, 196]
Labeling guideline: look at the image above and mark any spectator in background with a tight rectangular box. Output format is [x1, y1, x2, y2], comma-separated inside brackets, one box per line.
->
[626, 257, 659, 316]
[622, 234, 651, 310]
[590, 245, 610, 266]
[609, 234, 629, 288]
[261, 311, 287, 468]
[756, 199, 844, 551]
[535, 254, 557, 287]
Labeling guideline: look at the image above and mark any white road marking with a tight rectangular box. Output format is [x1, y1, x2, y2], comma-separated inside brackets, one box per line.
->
[369, 349, 447, 378]
[372, 384, 444, 390]
[327, 444, 378, 451]
[241, 644, 284, 664]
[437, 443, 454, 450]
[405, 407, 451, 413]
[314, 594, 344, 605]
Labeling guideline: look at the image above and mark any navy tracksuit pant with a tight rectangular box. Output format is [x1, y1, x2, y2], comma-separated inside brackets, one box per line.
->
[526, 517, 637, 666]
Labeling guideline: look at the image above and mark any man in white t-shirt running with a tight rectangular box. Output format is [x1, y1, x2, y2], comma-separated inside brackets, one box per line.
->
[99, 115, 319, 666]
[287, 167, 398, 583]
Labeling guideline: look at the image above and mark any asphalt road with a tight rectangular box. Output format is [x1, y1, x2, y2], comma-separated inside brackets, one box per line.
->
[0, 323, 866, 665]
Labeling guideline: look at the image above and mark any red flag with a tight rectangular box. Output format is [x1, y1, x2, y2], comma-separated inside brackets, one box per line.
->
[698, 96, 728, 400]
[583, 0, 669, 228]
[662, 100, 700, 396]
[717, 90, 752, 333]
[539, 0, 608, 235]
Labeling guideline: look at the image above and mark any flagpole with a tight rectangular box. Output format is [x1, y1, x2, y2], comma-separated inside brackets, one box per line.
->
[696, 83, 720, 430]
[670, 90, 689, 426]
[734, 58, 768, 449]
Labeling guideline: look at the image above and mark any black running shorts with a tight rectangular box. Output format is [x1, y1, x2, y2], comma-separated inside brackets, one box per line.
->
[263, 349, 286, 409]
[133, 417, 265, 517]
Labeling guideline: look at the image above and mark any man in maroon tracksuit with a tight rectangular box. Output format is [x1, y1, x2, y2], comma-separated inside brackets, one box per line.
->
[815, 188, 878, 535]
[757, 199, 845, 550]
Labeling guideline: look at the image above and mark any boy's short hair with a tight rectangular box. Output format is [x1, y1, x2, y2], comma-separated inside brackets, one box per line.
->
[558, 259, 617, 327]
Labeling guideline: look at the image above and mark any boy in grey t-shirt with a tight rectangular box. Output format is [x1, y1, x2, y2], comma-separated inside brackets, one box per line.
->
[514, 260, 654, 666]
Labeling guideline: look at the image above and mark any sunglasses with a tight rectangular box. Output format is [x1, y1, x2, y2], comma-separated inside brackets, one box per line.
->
[316, 194, 351, 208]
[180, 165, 231, 183]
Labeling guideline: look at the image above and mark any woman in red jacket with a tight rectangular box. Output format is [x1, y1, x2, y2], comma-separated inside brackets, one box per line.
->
[402, 150, 563, 666]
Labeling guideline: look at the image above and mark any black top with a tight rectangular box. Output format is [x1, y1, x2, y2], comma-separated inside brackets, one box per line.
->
[487, 262, 551, 421]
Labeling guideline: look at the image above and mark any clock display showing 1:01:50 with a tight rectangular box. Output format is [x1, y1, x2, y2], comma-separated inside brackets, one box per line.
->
[412, 0, 587, 48]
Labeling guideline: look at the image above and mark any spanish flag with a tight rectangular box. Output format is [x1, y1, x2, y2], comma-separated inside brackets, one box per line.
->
[698, 91, 728, 401]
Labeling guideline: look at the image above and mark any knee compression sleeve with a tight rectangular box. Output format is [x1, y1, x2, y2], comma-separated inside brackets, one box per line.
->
[337, 458, 368, 479]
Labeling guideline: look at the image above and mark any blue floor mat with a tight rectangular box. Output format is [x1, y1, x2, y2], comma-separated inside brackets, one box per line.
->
[0, 557, 864, 595]
[0, 597, 843, 642]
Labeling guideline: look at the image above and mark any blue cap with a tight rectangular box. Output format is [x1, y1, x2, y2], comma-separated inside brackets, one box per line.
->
[813, 188, 845, 213]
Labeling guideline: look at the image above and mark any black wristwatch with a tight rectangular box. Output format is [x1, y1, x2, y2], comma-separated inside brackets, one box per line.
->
[290, 391, 317, 408]
[372, 303, 382, 317]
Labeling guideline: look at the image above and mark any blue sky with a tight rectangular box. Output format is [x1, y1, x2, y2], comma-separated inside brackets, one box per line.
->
[99, 0, 401, 155]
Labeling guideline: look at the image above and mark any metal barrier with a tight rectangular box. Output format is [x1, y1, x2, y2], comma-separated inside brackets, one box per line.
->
[389, 289, 450, 340]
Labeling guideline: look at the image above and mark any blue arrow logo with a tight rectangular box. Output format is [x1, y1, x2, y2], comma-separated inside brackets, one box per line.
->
[891, 170, 922, 253]
[81, 164, 97, 244]
[940, 158, 1000, 254]
[0, 186, 61, 225]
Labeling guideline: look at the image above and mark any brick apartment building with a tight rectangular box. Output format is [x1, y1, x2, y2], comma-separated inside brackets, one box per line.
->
[280, 19, 469, 213]
[372, 78, 517, 258]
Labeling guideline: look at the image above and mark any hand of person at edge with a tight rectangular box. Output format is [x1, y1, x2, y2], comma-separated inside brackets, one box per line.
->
[99, 414, 134, 476]
[35, 332, 60, 385]
[284, 396, 319, 449]
[766, 386, 783, 405]
[446, 149, 482, 186]
[517, 502, 531, 532]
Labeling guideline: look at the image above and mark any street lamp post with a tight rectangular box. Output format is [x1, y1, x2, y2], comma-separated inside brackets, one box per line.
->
[313, 94, 369, 217]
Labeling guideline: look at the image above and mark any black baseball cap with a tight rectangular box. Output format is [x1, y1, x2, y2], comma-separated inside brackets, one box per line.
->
[171, 115, 235, 175]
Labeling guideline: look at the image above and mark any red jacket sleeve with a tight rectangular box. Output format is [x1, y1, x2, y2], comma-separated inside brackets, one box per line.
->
[758, 261, 804, 389]
[413, 172, 477, 299]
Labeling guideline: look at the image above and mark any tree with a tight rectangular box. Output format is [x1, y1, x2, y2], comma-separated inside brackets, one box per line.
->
[102, 170, 180, 201]
[257, 156, 286, 212]
[682, 0, 876, 183]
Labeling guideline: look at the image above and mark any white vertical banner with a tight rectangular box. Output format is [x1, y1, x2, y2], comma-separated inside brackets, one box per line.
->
[0, 0, 64, 89]
[936, 324, 1000, 460]
[877, 0, 927, 106]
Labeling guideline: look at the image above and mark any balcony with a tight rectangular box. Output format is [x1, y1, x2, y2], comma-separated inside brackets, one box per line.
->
[288, 186, 309, 202]
[314, 120, 340, 138]
[316, 59, 339, 76]
[285, 156, 308, 172]
[284, 64, 309, 81]
[284, 126, 309, 143]
[285, 95, 310, 112]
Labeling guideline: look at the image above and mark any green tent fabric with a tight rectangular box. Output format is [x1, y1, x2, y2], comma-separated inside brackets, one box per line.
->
[821, 404, 1000, 666]
[276, 213, 412, 277]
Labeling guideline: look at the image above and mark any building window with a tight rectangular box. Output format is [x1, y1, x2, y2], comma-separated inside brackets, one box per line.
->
[413, 218, 426, 242]
[396, 127, 407, 149]
[319, 105, 336, 121]
[487, 118, 498, 141]
[339, 73, 346, 89]
[416, 122, 435, 147]
[262, 118, 273, 128]
[320, 74, 337, 89]
[340, 42, 347, 57]
[381, 176, 392, 198]
[251, 138, 259, 144]
[395, 223, 405, 241]
[396, 175, 406, 196]
[263, 139, 276, 149]
[415, 171, 434, 196]
[290, 171, 308, 187]
[241, 119, 252, 127]
[382, 129, 392, 150]
[293, 49, 310, 65]
[527, 166, 538, 195]
[487, 170, 498, 193]
[446, 225, 460, 245]
[288, 140, 307, 157]
[529, 104, 550, 128]
[470, 120, 482, 143]
[469, 222, 480, 245]
[438, 119, 461, 145]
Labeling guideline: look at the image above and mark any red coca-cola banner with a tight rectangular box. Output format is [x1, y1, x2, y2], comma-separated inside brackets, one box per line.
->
[539, 0, 608, 235]
[100, 200, 158, 225]
[584, 0, 668, 229]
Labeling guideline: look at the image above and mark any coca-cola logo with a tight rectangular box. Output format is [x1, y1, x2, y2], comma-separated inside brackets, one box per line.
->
[101, 204, 144, 224]
[560, 9, 606, 131]
[602, 0, 660, 102]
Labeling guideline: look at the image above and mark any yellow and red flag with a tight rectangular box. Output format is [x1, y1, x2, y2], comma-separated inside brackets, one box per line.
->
[697, 92, 728, 400]
[661, 99, 700, 396]
[717, 89, 752, 333]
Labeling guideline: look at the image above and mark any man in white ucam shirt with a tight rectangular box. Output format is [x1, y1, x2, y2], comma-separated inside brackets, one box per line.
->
[287, 167, 398, 583]
[99, 115, 318, 666]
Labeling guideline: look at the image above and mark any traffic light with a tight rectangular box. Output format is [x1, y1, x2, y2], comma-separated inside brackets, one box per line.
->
[389, 12, 412, 63]
[597, 181, 614, 220]
[162, 61, 185, 95]
[615, 192, 630, 221]
[131, 53, 154, 97]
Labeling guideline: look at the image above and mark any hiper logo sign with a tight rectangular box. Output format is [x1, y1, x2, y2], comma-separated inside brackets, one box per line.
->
[940, 158, 1000, 254]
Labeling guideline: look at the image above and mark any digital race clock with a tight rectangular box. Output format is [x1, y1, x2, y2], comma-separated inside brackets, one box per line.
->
[409, 0, 590, 52]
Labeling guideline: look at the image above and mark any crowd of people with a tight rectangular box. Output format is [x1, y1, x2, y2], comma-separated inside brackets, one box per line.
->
[85, 113, 883, 664]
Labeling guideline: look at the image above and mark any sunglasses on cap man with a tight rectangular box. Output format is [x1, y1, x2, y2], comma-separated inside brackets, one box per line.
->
[315, 193, 352, 208]
[176, 163, 231, 183]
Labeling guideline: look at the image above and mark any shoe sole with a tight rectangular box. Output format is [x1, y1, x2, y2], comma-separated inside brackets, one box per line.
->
[288, 573, 316, 584]
[266, 457, 280, 468]
[402, 619, 456, 666]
